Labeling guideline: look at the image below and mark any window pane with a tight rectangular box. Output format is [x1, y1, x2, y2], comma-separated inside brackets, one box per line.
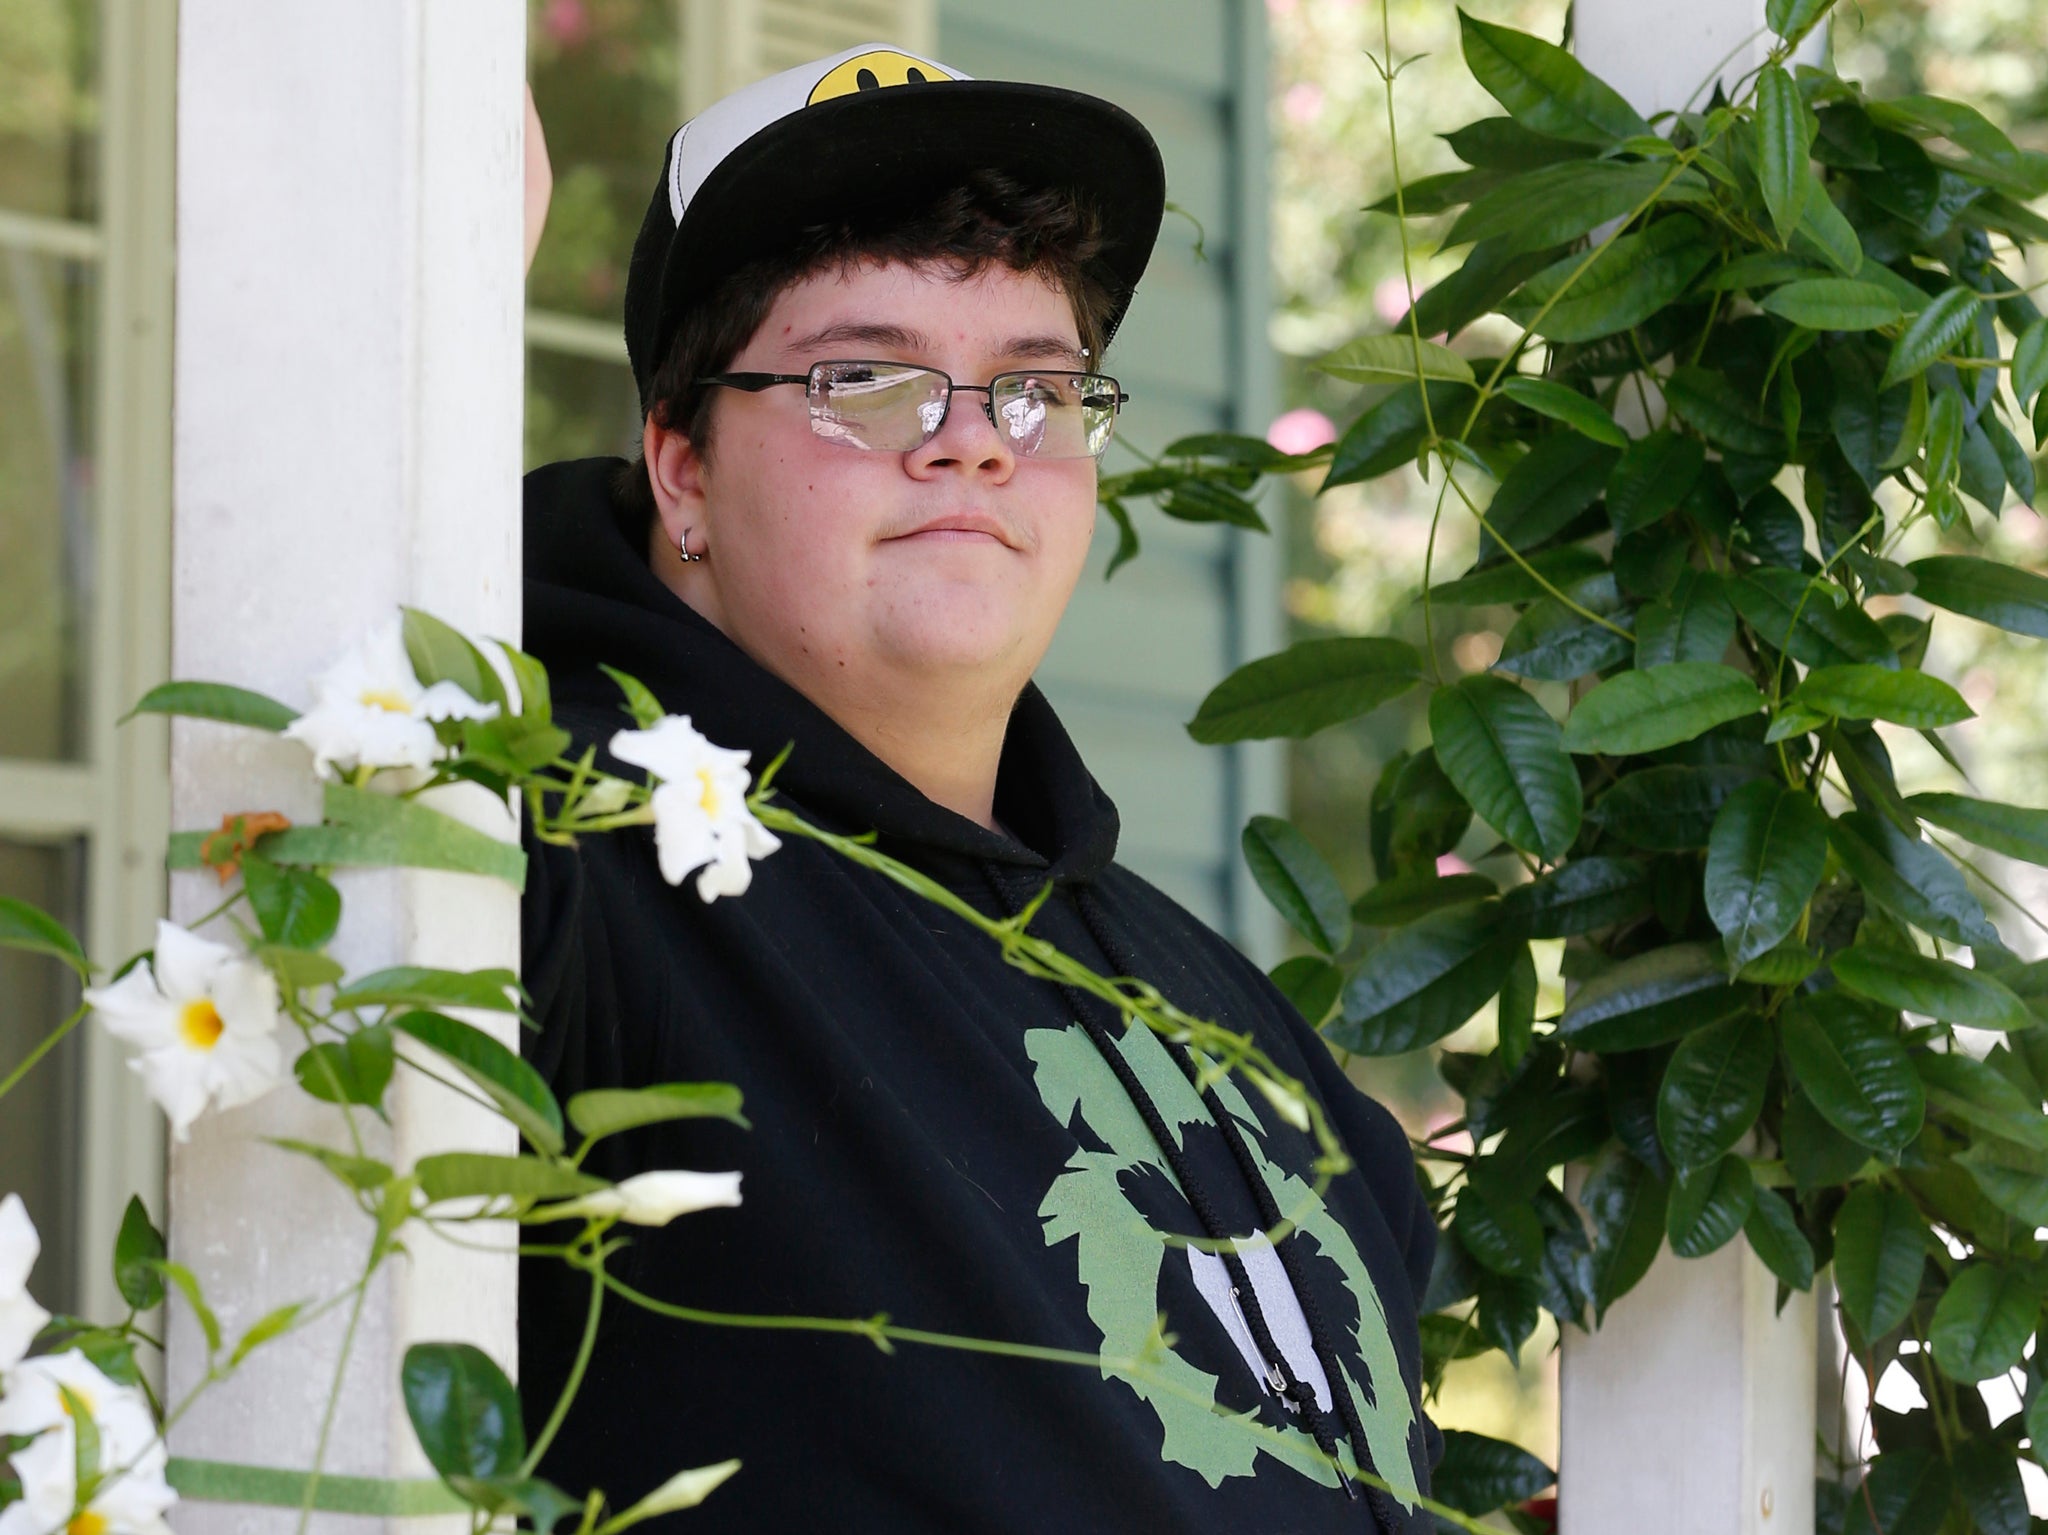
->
[0, 0, 100, 223]
[526, 348, 641, 469]
[526, 0, 681, 322]
[0, 249, 96, 762]
[0, 837, 87, 1317]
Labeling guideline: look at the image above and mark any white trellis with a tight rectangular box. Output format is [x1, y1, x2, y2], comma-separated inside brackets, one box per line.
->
[167, 6, 525, 1529]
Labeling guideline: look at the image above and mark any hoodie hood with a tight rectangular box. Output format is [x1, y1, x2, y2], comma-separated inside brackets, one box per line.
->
[522, 455, 1121, 886]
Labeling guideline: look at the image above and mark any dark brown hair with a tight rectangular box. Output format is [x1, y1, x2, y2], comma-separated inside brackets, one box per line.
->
[612, 170, 1114, 533]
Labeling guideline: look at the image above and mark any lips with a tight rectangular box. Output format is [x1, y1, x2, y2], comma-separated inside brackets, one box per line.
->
[889, 512, 1016, 547]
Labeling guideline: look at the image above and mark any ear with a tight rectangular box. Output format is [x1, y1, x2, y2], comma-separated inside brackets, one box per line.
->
[644, 412, 711, 554]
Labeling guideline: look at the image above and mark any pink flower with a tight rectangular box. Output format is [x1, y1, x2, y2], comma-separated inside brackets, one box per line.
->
[1266, 408, 1336, 457]
[541, 0, 590, 48]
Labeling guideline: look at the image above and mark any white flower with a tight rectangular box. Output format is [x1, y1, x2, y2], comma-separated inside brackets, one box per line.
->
[282, 618, 498, 779]
[609, 716, 780, 901]
[0, 1195, 49, 1374]
[531, 1170, 742, 1227]
[0, 1351, 174, 1535]
[83, 922, 284, 1141]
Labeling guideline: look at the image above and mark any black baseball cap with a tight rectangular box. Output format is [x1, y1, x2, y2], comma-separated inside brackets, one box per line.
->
[621, 43, 1167, 413]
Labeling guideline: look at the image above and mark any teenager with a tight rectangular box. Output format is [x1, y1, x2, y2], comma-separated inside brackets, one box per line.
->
[518, 44, 1441, 1532]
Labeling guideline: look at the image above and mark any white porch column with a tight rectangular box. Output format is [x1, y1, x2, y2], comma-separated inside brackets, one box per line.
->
[168, 6, 525, 1531]
[1561, 8, 1827, 1534]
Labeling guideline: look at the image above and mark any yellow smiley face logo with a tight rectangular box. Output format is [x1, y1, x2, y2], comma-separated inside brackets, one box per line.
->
[807, 49, 956, 106]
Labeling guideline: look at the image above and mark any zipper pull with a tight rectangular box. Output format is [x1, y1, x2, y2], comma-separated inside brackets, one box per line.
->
[1229, 1287, 1302, 1413]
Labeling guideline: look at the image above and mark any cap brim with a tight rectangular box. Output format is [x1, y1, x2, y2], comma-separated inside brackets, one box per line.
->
[651, 81, 1166, 376]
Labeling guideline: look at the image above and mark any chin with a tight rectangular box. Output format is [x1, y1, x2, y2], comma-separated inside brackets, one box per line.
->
[874, 596, 1040, 677]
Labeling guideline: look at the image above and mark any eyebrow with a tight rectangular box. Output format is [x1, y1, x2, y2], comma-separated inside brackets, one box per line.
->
[783, 320, 1088, 370]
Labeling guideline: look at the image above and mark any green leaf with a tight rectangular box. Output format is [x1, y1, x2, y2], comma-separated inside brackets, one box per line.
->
[1409, 239, 1567, 342]
[1427, 544, 1607, 607]
[1956, 1142, 2048, 1227]
[1833, 1184, 1927, 1339]
[1456, 1179, 1546, 1277]
[1928, 1264, 2043, 1382]
[156, 1259, 223, 1355]
[1790, 664, 1972, 729]
[1500, 215, 1715, 343]
[1240, 816, 1352, 955]
[1496, 589, 1636, 682]
[2012, 317, 2048, 408]
[1100, 498, 1140, 578]
[1442, 115, 1601, 169]
[1923, 385, 1966, 497]
[1186, 638, 1422, 744]
[595, 1463, 743, 1532]
[401, 1342, 525, 1482]
[1314, 334, 1474, 386]
[1880, 286, 1981, 388]
[123, 680, 297, 732]
[1428, 1430, 1555, 1516]
[1562, 663, 1766, 756]
[1918, 1050, 2048, 1149]
[293, 1026, 396, 1111]
[1268, 955, 1343, 1025]
[1832, 945, 2034, 1032]
[1448, 160, 1707, 259]
[1635, 569, 1737, 668]
[599, 664, 665, 729]
[1380, 749, 1474, 875]
[1662, 366, 1782, 456]
[1351, 871, 1500, 928]
[230, 1303, 305, 1368]
[1765, 0, 1837, 45]
[1704, 781, 1829, 969]
[1331, 902, 1521, 1056]
[1498, 945, 1537, 1072]
[0, 896, 89, 979]
[241, 855, 341, 951]
[335, 966, 524, 1015]
[1160, 478, 1268, 532]
[1458, 12, 1650, 144]
[390, 1011, 564, 1155]
[1582, 1145, 1669, 1319]
[1497, 855, 1652, 939]
[1666, 1153, 1755, 1257]
[414, 1153, 605, 1204]
[1759, 278, 1902, 331]
[268, 1137, 396, 1193]
[113, 1196, 165, 1311]
[1779, 992, 1923, 1155]
[1321, 380, 1473, 490]
[1744, 1186, 1816, 1292]
[1908, 794, 2048, 867]
[1557, 942, 1751, 1050]
[1783, 1085, 1875, 1190]
[1950, 1440, 2030, 1535]
[1477, 433, 1620, 561]
[1794, 182, 1863, 276]
[1606, 430, 1706, 537]
[1728, 569, 1898, 668]
[1846, 1450, 1952, 1535]
[1701, 251, 1830, 292]
[566, 1082, 750, 1142]
[402, 609, 506, 711]
[1499, 377, 1626, 446]
[1755, 67, 1811, 244]
[1428, 675, 1582, 862]
[1656, 1012, 1775, 1171]
[1826, 811, 1999, 948]
[1906, 555, 2048, 639]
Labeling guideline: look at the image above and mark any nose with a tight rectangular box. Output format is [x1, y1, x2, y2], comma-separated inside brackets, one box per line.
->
[904, 384, 1017, 482]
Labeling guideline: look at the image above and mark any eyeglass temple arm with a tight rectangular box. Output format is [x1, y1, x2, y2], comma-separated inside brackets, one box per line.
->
[695, 372, 810, 391]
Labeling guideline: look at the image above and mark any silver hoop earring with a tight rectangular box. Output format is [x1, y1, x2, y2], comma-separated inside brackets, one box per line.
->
[677, 529, 705, 563]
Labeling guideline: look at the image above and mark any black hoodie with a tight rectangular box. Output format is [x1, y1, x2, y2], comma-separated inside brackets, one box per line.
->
[518, 458, 1442, 1533]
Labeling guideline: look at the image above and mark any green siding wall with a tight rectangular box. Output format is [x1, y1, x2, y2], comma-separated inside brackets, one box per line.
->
[938, 0, 1282, 955]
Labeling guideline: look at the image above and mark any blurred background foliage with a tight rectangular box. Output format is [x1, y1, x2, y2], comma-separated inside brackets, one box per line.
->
[1267, 0, 2048, 1472]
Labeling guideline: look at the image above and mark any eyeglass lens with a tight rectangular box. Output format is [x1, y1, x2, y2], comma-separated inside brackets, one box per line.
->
[804, 362, 1119, 458]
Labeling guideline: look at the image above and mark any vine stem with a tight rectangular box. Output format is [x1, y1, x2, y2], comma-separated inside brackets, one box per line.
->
[596, 1272, 1498, 1535]
[294, 1251, 379, 1535]
[1440, 472, 1634, 639]
[0, 1002, 85, 1101]
[519, 1250, 606, 1477]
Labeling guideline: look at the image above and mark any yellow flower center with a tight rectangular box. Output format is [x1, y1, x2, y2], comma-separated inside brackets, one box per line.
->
[58, 1385, 97, 1417]
[357, 688, 412, 713]
[70, 1512, 108, 1535]
[696, 767, 722, 819]
[178, 998, 225, 1051]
